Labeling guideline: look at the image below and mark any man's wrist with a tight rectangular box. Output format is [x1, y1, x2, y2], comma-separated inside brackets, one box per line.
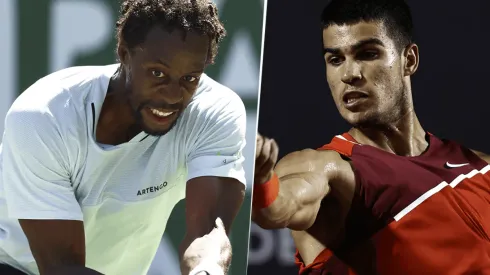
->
[188, 261, 225, 275]
[252, 172, 279, 209]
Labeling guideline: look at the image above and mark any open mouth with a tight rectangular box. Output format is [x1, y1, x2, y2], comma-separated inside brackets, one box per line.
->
[343, 91, 368, 105]
[145, 107, 179, 125]
[149, 108, 176, 118]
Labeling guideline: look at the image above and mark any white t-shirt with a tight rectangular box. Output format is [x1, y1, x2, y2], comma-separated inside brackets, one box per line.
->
[0, 64, 247, 275]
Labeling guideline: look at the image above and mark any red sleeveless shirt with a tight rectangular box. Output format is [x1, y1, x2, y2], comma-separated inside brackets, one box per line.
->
[295, 133, 490, 275]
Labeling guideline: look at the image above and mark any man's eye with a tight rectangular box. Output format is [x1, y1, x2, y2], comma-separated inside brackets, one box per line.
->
[183, 76, 198, 82]
[151, 70, 165, 78]
[328, 56, 343, 66]
[358, 51, 379, 60]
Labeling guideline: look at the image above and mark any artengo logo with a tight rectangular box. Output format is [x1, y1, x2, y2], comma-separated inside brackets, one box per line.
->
[136, 182, 168, 196]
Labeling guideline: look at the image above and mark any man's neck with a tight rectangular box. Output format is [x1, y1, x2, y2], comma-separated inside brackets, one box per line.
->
[96, 69, 141, 145]
[348, 111, 428, 157]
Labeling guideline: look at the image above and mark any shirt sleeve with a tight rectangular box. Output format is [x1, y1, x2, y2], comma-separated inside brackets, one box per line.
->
[1, 110, 83, 221]
[186, 92, 247, 187]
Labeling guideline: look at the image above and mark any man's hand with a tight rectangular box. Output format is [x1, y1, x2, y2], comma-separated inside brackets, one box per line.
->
[182, 218, 231, 275]
[255, 134, 279, 184]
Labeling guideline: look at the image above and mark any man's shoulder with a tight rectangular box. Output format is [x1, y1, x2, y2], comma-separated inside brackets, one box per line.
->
[171, 75, 246, 151]
[280, 133, 354, 165]
[30, 64, 115, 92]
[180, 74, 245, 129]
[281, 148, 346, 166]
[191, 74, 245, 113]
[276, 148, 355, 193]
[14, 64, 116, 105]
[276, 148, 347, 175]
[6, 64, 117, 136]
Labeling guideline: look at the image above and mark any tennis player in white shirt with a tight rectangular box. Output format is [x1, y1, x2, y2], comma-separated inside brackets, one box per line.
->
[0, 1, 247, 274]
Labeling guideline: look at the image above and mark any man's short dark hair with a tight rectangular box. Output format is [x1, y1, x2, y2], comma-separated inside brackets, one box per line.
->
[116, 0, 226, 65]
[321, 0, 413, 51]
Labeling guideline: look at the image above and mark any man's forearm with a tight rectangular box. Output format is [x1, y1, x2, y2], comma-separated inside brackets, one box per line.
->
[252, 183, 300, 229]
[181, 177, 242, 275]
[253, 172, 329, 230]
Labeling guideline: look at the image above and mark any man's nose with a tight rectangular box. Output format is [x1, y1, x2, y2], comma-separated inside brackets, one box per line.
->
[341, 60, 363, 85]
[158, 81, 184, 105]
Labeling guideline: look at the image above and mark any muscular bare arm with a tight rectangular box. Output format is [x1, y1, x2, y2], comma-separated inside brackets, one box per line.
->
[19, 220, 103, 275]
[252, 135, 349, 231]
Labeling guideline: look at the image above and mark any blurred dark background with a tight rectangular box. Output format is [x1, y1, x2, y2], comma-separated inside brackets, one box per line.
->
[248, 0, 490, 274]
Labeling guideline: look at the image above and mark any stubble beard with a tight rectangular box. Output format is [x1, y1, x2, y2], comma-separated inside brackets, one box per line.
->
[351, 82, 409, 131]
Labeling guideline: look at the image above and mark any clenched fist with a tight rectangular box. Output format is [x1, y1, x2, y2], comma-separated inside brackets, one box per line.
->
[255, 134, 279, 184]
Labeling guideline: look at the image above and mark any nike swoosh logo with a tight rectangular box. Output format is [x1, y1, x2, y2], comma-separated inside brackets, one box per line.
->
[445, 162, 469, 168]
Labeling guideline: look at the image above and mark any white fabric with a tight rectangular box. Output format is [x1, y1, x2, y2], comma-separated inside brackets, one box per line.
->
[0, 64, 246, 275]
